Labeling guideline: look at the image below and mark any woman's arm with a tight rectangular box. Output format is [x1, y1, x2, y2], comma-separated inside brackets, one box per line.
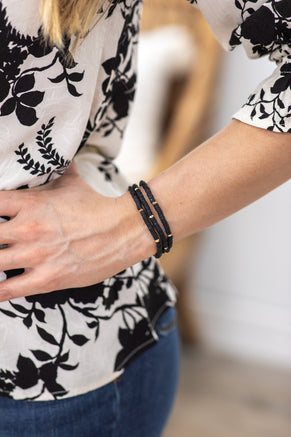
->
[147, 119, 291, 240]
[0, 119, 290, 301]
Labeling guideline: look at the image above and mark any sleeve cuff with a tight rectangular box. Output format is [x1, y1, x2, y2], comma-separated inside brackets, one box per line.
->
[232, 57, 291, 133]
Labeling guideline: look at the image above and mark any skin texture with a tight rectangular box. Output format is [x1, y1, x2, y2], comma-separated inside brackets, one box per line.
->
[0, 119, 290, 301]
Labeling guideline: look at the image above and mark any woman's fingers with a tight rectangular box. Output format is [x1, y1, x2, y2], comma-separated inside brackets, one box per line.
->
[0, 191, 23, 218]
[0, 220, 20, 245]
[0, 248, 25, 272]
[0, 269, 44, 301]
[0, 214, 47, 246]
[0, 242, 48, 271]
[0, 261, 85, 302]
[0, 167, 142, 302]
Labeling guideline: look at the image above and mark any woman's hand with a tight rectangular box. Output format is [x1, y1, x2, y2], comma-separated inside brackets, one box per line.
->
[0, 120, 289, 303]
[0, 163, 155, 302]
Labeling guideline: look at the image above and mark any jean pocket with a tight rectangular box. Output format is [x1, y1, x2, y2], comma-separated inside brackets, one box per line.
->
[155, 306, 177, 338]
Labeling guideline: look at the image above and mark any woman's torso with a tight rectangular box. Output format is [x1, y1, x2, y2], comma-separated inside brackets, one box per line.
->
[0, 0, 290, 401]
[0, 0, 177, 401]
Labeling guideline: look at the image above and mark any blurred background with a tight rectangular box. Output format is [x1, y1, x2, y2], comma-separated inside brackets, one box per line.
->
[116, 0, 291, 435]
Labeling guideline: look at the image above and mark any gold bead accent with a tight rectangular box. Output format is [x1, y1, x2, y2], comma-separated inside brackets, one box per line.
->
[138, 208, 143, 212]
[149, 215, 154, 219]
[152, 201, 158, 205]
[155, 239, 160, 243]
[168, 234, 173, 237]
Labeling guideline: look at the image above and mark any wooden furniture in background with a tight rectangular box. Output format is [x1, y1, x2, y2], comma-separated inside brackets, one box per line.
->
[141, 0, 222, 344]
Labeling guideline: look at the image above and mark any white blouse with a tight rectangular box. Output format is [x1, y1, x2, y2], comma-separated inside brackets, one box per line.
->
[191, 0, 291, 132]
[0, 0, 290, 401]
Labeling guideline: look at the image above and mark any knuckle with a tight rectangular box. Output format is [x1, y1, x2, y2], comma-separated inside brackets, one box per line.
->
[1, 248, 19, 269]
[15, 248, 42, 268]
[31, 270, 53, 294]
[24, 195, 43, 209]
[28, 219, 44, 236]
[28, 245, 48, 262]
[16, 220, 44, 240]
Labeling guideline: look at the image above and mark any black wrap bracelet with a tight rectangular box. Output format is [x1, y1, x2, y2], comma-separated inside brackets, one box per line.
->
[139, 180, 173, 253]
[128, 181, 173, 258]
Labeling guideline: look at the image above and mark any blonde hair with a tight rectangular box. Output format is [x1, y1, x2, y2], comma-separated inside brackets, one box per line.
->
[39, 0, 108, 49]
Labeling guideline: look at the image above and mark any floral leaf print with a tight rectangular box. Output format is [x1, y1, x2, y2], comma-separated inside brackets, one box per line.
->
[15, 103, 38, 125]
[243, 60, 291, 132]
[0, 69, 41, 126]
[115, 319, 156, 370]
[0, 71, 10, 101]
[9, 301, 29, 314]
[0, 370, 15, 397]
[68, 72, 85, 82]
[23, 315, 33, 328]
[276, 0, 291, 16]
[241, 6, 276, 46]
[230, 0, 291, 58]
[49, 72, 66, 83]
[97, 158, 119, 181]
[107, 0, 119, 18]
[15, 356, 38, 389]
[49, 69, 84, 97]
[58, 363, 79, 371]
[19, 91, 44, 107]
[34, 309, 46, 323]
[15, 143, 50, 175]
[0, 308, 18, 318]
[31, 350, 54, 362]
[37, 326, 59, 346]
[57, 352, 70, 364]
[86, 0, 141, 140]
[38, 363, 67, 397]
[102, 279, 123, 310]
[0, 4, 84, 127]
[0, 255, 176, 400]
[0, 98, 16, 116]
[14, 74, 35, 93]
[70, 335, 89, 346]
[15, 117, 71, 179]
[229, 1, 291, 132]
[271, 62, 291, 92]
[235, 0, 243, 10]
[0, 0, 177, 401]
[67, 82, 82, 97]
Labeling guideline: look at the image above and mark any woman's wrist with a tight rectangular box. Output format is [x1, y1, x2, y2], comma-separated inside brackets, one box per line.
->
[115, 190, 157, 265]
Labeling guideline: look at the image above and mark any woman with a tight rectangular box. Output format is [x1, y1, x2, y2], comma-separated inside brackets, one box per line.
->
[0, 0, 290, 435]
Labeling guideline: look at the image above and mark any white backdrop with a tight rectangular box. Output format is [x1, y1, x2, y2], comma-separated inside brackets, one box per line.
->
[190, 46, 291, 367]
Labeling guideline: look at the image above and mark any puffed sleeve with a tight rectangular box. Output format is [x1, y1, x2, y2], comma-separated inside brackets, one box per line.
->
[230, 1, 291, 132]
[189, 0, 291, 133]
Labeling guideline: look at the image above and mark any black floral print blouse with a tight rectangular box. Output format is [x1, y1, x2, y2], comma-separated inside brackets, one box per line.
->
[0, 0, 177, 401]
[0, 0, 289, 402]
[191, 0, 291, 132]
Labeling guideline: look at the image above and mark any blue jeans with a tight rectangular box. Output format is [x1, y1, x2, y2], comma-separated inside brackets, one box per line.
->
[0, 307, 180, 437]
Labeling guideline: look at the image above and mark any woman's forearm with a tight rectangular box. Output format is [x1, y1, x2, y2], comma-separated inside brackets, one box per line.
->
[0, 119, 290, 301]
[120, 119, 291, 260]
